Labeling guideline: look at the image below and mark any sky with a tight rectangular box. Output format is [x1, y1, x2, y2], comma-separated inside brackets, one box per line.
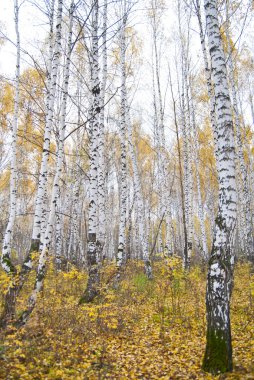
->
[0, 0, 178, 141]
[0, 0, 253, 138]
[0, 0, 178, 77]
[0, 0, 48, 78]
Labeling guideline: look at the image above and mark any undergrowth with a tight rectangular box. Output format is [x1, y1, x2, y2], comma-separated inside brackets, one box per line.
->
[0, 257, 253, 379]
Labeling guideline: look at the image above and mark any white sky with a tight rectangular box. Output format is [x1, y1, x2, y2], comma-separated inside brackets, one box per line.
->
[0, 0, 48, 78]
[0, 1, 178, 76]
[0, 0, 253, 135]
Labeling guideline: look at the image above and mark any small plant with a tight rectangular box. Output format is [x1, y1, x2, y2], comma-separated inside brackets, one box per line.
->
[133, 273, 150, 292]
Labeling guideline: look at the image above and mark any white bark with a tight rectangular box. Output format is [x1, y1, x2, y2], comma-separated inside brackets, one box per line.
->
[203, 0, 237, 373]
[68, 178, 82, 263]
[30, 0, 62, 250]
[81, 0, 101, 302]
[128, 116, 152, 278]
[29, 2, 73, 305]
[117, 4, 128, 272]
[88, 0, 100, 242]
[178, 0, 193, 268]
[225, 6, 253, 259]
[190, 85, 208, 259]
[150, 1, 168, 252]
[97, 0, 107, 245]
[1, 0, 20, 274]
[194, 0, 218, 159]
[55, 190, 62, 269]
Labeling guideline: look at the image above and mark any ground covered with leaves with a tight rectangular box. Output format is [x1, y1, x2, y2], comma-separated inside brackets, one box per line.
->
[0, 258, 253, 379]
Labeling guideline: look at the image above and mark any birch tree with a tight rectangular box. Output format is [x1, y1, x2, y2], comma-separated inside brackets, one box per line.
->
[225, 2, 253, 262]
[149, 0, 169, 255]
[194, 0, 218, 159]
[1, 0, 20, 275]
[202, 0, 237, 373]
[97, 0, 107, 248]
[169, 68, 189, 265]
[0, 0, 21, 327]
[190, 84, 208, 260]
[17, 0, 74, 325]
[30, 0, 61, 253]
[177, 0, 194, 269]
[116, 0, 128, 279]
[80, 0, 101, 302]
[128, 119, 152, 278]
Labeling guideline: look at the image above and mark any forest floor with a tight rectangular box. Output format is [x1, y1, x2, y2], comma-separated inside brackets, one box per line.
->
[0, 257, 253, 379]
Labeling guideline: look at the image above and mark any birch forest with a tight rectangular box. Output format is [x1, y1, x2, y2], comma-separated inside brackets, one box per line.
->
[0, 0, 254, 378]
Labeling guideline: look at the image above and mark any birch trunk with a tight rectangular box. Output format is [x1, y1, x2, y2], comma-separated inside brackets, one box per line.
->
[17, 2, 74, 325]
[194, 0, 218, 160]
[177, 0, 193, 269]
[225, 5, 253, 261]
[80, 0, 101, 302]
[180, 68, 193, 268]
[128, 118, 152, 278]
[151, 1, 168, 252]
[202, 0, 237, 373]
[30, 0, 62, 253]
[190, 86, 208, 259]
[169, 69, 189, 267]
[0, 0, 20, 327]
[97, 0, 107, 247]
[1, 0, 20, 275]
[116, 3, 128, 279]
[55, 191, 62, 269]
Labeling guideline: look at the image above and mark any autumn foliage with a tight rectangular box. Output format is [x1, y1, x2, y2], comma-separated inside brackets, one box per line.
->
[0, 258, 253, 379]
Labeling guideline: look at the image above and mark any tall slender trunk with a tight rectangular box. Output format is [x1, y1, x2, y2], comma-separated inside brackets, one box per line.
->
[177, 0, 194, 269]
[0, 0, 21, 328]
[169, 69, 188, 266]
[98, 0, 107, 248]
[55, 190, 62, 269]
[194, 0, 218, 160]
[190, 84, 208, 259]
[128, 117, 152, 278]
[225, 3, 253, 261]
[151, 59, 162, 253]
[1, 0, 20, 275]
[17, 2, 74, 325]
[80, 0, 101, 303]
[150, 0, 168, 252]
[116, 3, 128, 279]
[30, 0, 61, 253]
[202, 0, 237, 373]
